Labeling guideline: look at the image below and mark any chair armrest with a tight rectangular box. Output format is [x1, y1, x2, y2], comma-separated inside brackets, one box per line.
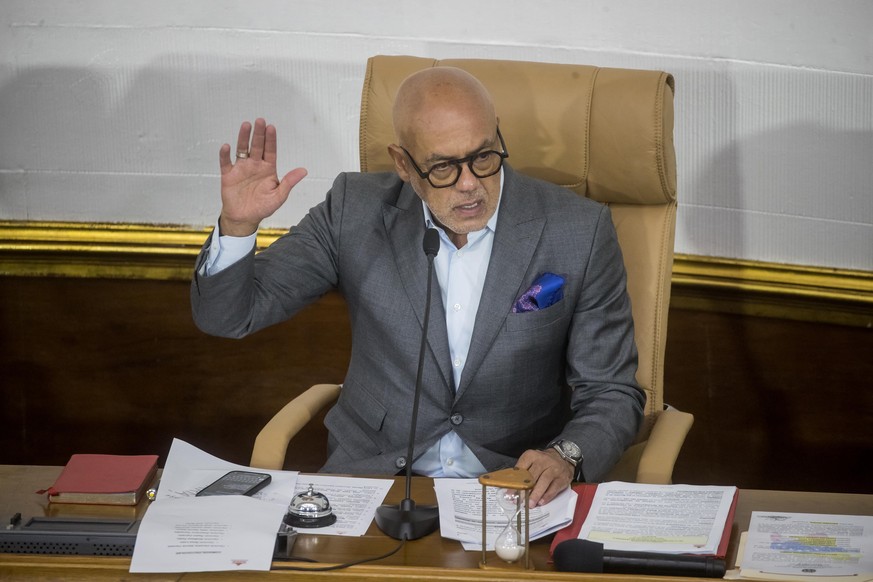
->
[249, 383, 342, 470]
[635, 407, 694, 484]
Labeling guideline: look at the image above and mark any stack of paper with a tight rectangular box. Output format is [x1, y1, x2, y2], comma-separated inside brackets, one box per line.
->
[577, 481, 738, 555]
[130, 439, 299, 573]
[130, 439, 393, 573]
[434, 478, 577, 551]
[550, 481, 738, 558]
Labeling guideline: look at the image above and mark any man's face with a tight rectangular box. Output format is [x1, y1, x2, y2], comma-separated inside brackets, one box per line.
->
[394, 108, 502, 248]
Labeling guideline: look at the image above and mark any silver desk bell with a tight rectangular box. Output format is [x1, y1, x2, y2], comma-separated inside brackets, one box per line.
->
[284, 483, 337, 528]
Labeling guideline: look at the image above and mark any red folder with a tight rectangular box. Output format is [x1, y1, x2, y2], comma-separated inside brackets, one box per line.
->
[549, 483, 737, 559]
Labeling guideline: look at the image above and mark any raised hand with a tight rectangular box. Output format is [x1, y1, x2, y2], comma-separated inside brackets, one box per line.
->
[218, 118, 308, 237]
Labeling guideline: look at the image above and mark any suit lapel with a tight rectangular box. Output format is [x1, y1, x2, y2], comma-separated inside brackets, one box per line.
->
[383, 182, 454, 393]
[458, 167, 546, 398]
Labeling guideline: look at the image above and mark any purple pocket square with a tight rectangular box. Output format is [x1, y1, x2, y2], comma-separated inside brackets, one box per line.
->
[512, 272, 565, 313]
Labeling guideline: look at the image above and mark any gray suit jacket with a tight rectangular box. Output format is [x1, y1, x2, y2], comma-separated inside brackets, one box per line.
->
[191, 165, 645, 481]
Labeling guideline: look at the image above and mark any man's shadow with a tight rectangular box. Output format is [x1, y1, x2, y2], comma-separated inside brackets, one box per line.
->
[0, 53, 356, 228]
[672, 65, 873, 492]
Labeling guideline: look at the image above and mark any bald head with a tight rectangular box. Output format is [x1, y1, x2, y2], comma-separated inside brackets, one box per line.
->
[392, 67, 497, 146]
[387, 66, 504, 248]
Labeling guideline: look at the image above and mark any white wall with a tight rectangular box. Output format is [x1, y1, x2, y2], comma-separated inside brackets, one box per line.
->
[1, 0, 871, 270]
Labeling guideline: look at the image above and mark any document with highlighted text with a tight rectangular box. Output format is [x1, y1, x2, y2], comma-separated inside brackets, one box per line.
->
[737, 512, 873, 579]
[577, 481, 738, 555]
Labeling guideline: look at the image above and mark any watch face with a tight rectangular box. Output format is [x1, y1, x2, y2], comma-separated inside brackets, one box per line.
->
[561, 440, 582, 460]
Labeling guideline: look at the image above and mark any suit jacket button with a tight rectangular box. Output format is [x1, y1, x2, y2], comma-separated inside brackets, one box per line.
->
[450, 413, 464, 426]
[395, 456, 407, 469]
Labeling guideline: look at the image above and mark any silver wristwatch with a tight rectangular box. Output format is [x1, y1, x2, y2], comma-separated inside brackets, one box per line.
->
[551, 439, 584, 475]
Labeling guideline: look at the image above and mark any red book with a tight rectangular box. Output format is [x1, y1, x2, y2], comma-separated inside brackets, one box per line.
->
[39, 454, 159, 506]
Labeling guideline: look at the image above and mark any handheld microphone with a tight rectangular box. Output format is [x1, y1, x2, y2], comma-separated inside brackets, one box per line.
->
[374, 227, 441, 540]
[553, 539, 727, 578]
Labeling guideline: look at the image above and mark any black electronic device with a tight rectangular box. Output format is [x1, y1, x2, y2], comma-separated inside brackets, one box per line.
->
[195, 470, 272, 497]
[0, 515, 298, 559]
[0, 516, 139, 556]
[553, 538, 727, 578]
[373, 227, 441, 541]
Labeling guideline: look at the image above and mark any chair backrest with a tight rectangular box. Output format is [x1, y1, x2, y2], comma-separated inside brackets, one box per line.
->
[359, 55, 677, 443]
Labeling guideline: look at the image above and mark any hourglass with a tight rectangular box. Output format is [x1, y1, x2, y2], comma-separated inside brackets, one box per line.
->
[477, 467, 534, 570]
[494, 487, 524, 562]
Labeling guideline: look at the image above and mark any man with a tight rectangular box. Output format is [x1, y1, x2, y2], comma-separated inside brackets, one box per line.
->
[192, 66, 645, 506]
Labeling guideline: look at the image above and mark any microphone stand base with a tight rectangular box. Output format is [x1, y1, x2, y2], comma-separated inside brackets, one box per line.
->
[374, 498, 439, 540]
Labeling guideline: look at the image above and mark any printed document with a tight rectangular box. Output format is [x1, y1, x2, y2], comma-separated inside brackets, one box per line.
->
[434, 478, 577, 551]
[155, 438, 299, 505]
[131, 438, 297, 573]
[739, 512, 873, 578]
[578, 481, 737, 554]
[291, 475, 393, 536]
[131, 439, 395, 572]
[130, 495, 284, 573]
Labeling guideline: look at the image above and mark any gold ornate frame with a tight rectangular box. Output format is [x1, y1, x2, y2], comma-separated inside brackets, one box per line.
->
[2, 220, 871, 327]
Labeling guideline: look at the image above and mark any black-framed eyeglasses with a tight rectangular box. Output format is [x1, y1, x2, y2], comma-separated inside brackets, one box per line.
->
[401, 127, 509, 189]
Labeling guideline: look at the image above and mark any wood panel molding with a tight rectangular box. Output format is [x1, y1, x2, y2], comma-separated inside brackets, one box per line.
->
[2, 220, 871, 326]
[671, 255, 873, 327]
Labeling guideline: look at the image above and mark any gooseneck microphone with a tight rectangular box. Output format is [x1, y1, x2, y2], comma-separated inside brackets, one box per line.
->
[553, 539, 727, 578]
[374, 228, 441, 540]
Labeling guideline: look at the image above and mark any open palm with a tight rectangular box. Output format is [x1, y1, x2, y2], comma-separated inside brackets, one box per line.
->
[218, 118, 307, 236]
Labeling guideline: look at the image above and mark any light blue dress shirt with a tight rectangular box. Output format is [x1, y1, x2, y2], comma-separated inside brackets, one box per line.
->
[200, 226, 256, 276]
[412, 181, 502, 478]
[203, 172, 504, 478]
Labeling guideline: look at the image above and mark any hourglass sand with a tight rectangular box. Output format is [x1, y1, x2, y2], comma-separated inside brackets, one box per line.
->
[494, 487, 524, 562]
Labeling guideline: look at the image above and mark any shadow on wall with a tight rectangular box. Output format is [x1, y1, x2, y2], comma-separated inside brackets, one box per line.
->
[0, 54, 351, 224]
[678, 69, 873, 491]
[680, 69, 872, 271]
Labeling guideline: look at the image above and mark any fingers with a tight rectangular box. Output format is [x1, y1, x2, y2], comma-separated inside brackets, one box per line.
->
[280, 167, 308, 190]
[223, 119, 278, 171]
[530, 472, 568, 507]
[219, 143, 233, 175]
[275, 167, 308, 200]
[516, 449, 573, 508]
[263, 124, 278, 165]
[235, 121, 253, 157]
[249, 118, 267, 161]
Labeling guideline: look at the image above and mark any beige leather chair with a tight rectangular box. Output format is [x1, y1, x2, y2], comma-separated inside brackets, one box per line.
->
[251, 55, 693, 484]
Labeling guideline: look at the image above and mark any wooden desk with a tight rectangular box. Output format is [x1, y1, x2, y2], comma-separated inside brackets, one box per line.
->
[1, 465, 871, 581]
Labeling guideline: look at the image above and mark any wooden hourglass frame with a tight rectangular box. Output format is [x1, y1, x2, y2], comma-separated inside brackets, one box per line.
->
[477, 467, 534, 570]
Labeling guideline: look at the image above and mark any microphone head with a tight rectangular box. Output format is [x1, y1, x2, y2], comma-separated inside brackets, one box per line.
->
[422, 228, 440, 257]
[553, 539, 605, 573]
